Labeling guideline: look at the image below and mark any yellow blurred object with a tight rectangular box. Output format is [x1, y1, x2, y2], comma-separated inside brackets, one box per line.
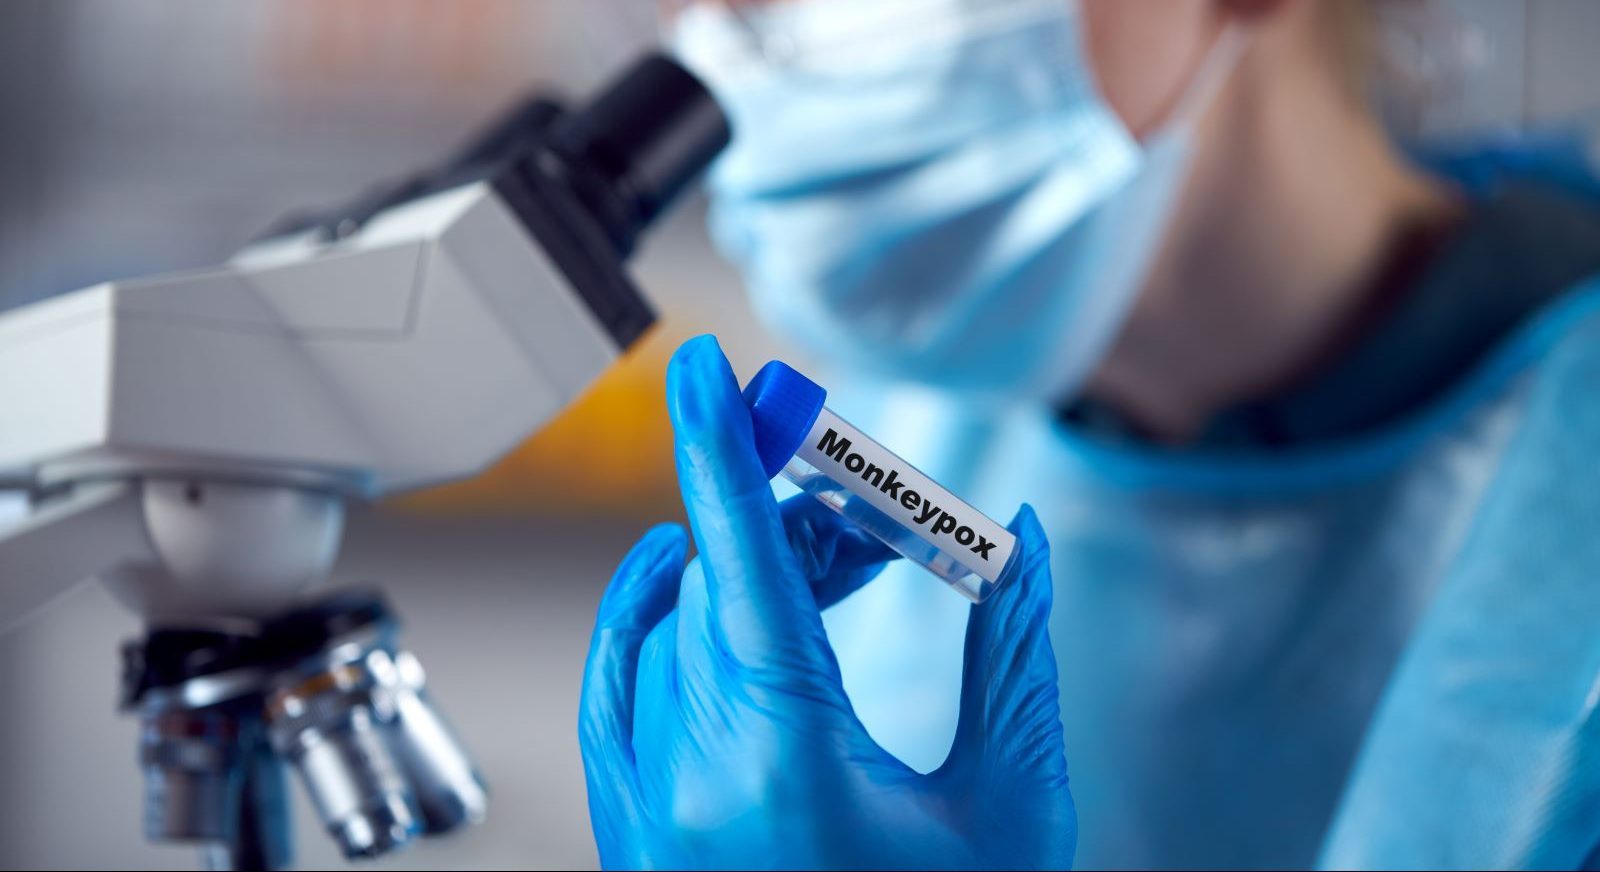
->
[389, 324, 691, 521]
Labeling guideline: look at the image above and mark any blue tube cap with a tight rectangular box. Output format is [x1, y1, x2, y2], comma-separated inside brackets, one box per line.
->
[742, 360, 827, 479]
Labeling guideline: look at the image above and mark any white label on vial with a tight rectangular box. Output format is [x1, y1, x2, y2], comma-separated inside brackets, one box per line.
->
[794, 408, 1017, 584]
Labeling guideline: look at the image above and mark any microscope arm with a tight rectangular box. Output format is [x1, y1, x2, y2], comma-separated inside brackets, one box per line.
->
[0, 481, 151, 633]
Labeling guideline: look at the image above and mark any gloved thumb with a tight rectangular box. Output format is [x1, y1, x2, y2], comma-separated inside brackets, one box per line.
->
[941, 505, 1068, 786]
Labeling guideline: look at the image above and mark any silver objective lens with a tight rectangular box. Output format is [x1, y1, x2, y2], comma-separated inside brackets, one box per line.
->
[139, 705, 245, 842]
[123, 594, 487, 864]
[267, 652, 419, 858]
[266, 630, 486, 859]
[123, 632, 294, 871]
[380, 649, 488, 833]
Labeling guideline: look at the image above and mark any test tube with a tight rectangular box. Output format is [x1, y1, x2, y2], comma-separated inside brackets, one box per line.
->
[742, 361, 1018, 602]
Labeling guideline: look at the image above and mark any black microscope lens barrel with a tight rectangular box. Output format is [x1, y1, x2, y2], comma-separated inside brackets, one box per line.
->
[552, 54, 732, 233]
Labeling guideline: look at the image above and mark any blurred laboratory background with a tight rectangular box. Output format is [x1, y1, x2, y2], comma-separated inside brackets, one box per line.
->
[0, 0, 1597, 869]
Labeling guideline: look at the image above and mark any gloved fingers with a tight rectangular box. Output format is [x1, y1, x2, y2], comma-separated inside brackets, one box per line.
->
[780, 493, 899, 610]
[668, 335, 831, 670]
[942, 505, 1069, 785]
[578, 523, 689, 826]
[628, 607, 681, 818]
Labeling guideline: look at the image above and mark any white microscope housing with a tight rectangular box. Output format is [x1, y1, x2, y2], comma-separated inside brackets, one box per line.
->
[0, 54, 729, 868]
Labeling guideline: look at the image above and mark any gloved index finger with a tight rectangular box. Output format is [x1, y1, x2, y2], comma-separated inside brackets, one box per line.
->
[667, 335, 826, 668]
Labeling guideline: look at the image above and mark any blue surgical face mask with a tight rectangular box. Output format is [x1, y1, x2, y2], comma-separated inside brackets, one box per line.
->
[673, 0, 1246, 403]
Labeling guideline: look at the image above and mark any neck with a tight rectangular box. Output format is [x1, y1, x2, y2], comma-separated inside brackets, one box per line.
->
[1085, 42, 1461, 443]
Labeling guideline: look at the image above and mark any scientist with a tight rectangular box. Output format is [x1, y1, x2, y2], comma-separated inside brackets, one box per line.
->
[580, 0, 1600, 868]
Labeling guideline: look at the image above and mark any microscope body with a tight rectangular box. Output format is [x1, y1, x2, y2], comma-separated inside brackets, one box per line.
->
[1, 176, 639, 625]
[0, 177, 642, 865]
[0, 55, 729, 868]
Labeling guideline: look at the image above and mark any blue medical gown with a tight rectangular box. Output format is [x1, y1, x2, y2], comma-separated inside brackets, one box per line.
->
[819, 151, 1600, 869]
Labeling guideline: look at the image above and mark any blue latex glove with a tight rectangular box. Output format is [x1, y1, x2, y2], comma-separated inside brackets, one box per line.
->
[578, 335, 1075, 870]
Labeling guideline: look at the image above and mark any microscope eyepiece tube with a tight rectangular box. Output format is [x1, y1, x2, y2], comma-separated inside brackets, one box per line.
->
[550, 54, 732, 241]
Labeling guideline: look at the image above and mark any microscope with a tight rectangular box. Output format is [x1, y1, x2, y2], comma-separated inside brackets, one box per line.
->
[0, 55, 729, 869]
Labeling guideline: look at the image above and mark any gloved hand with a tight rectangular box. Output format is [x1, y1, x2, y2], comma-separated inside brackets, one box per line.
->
[578, 335, 1075, 870]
